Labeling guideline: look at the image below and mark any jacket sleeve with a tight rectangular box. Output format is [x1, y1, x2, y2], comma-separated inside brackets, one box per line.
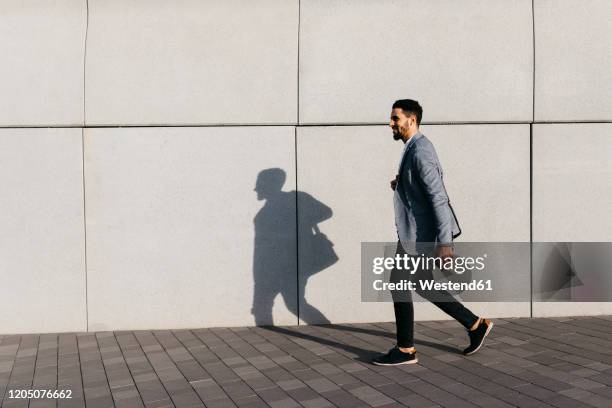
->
[413, 146, 454, 245]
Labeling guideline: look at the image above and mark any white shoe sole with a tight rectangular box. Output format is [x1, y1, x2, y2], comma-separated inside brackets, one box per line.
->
[372, 357, 419, 366]
[464, 321, 494, 356]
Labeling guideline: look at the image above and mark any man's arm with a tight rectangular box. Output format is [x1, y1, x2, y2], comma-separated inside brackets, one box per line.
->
[413, 146, 454, 246]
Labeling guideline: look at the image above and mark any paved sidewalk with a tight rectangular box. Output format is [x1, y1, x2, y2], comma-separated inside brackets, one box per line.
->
[1, 316, 611, 408]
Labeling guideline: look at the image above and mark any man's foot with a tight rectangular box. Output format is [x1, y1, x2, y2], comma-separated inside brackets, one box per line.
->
[372, 346, 418, 366]
[463, 318, 493, 355]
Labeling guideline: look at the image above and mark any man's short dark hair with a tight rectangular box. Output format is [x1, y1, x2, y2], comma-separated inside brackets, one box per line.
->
[392, 99, 423, 126]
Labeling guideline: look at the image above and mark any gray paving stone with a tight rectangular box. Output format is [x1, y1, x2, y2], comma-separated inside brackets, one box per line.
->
[276, 379, 307, 391]
[268, 397, 300, 408]
[589, 373, 612, 386]
[1, 316, 612, 408]
[569, 377, 607, 390]
[300, 397, 335, 408]
[396, 393, 441, 408]
[304, 377, 339, 393]
[203, 397, 237, 408]
[349, 385, 396, 407]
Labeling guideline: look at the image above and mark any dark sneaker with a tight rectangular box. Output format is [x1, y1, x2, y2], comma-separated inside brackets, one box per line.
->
[463, 318, 494, 355]
[372, 346, 418, 366]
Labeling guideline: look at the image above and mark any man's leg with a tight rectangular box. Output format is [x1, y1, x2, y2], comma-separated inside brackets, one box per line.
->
[412, 261, 480, 330]
[390, 242, 416, 348]
[412, 258, 493, 354]
[392, 276, 415, 349]
[372, 242, 418, 365]
[372, 303, 418, 365]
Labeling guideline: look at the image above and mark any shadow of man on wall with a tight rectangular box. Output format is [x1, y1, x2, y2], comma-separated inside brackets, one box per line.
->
[252, 168, 337, 326]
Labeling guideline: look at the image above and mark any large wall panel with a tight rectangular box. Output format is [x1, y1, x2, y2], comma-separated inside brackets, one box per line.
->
[296, 126, 397, 324]
[0, 1, 86, 126]
[296, 125, 530, 325]
[426, 125, 532, 321]
[0, 129, 86, 334]
[85, 0, 298, 126]
[85, 127, 297, 329]
[533, 123, 612, 317]
[425, 124, 530, 242]
[533, 124, 612, 241]
[534, 0, 612, 121]
[299, 0, 533, 124]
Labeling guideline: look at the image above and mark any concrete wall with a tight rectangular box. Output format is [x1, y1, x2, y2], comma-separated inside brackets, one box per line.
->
[532, 0, 612, 316]
[0, 1, 86, 126]
[0, 0, 610, 333]
[296, 124, 531, 325]
[0, 129, 85, 333]
[85, 0, 298, 125]
[532, 123, 612, 317]
[299, 0, 533, 124]
[84, 127, 297, 330]
[534, 0, 612, 121]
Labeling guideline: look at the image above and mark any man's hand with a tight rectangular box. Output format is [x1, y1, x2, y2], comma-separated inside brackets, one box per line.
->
[436, 245, 454, 261]
[390, 174, 399, 191]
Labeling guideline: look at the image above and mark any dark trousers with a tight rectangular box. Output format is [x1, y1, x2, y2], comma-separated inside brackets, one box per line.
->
[390, 242, 479, 348]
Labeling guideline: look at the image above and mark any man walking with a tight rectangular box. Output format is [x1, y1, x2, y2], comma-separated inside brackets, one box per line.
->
[372, 99, 493, 365]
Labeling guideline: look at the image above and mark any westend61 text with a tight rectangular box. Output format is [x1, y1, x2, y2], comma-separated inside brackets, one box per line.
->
[373, 279, 493, 292]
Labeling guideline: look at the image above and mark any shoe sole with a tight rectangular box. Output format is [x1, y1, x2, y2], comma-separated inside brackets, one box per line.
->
[372, 357, 419, 366]
[464, 321, 494, 356]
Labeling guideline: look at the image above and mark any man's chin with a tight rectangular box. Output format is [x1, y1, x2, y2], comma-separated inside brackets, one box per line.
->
[392, 133, 401, 141]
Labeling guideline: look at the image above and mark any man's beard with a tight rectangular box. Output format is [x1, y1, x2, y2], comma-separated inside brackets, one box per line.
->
[393, 131, 402, 141]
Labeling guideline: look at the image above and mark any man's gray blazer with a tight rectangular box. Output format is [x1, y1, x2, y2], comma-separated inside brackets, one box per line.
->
[394, 132, 460, 253]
